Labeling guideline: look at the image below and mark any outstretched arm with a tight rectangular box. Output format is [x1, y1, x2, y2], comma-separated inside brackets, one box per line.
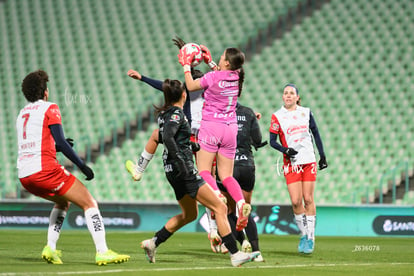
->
[127, 69, 163, 92]
[177, 49, 203, 92]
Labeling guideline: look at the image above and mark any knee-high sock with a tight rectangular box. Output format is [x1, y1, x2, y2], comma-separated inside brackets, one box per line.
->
[222, 177, 244, 203]
[306, 215, 316, 241]
[137, 149, 154, 172]
[245, 215, 259, 251]
[47, 208, 66, 250]
[228, 213, 244, 245]
[294, 213, 307, 237]
[199, 170, 219, 191]
[154, 226, 173, 247]
[206, 208, 218, 232]
[85, 208, 108, 253]
[221, 233, 238, 255]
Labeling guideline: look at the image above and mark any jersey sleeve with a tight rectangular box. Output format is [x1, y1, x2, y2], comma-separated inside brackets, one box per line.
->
[309, 111, 325, 157]
[45, 104, 62, 126]
[140, 75, 163, 92]
[199, 71, 213, 90]
[269, 113, 280, 134]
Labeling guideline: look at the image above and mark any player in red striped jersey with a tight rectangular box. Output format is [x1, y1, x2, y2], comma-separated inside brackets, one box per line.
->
[16, 70, 129, 265]
[269, 84, 327, 254]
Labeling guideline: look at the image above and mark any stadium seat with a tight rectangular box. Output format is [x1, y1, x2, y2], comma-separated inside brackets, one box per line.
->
[1, 0, 413, 204]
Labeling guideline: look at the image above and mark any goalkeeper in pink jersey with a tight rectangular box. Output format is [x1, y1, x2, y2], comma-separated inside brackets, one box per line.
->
[178, 45, 251, 232]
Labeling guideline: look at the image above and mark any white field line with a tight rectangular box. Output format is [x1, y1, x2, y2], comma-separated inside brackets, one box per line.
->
[0, 262, 413, 276]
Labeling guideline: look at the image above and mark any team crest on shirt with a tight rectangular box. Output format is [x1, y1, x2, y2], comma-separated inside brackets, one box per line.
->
[272, 123, 279, 131]
[170, 114, 180, 122]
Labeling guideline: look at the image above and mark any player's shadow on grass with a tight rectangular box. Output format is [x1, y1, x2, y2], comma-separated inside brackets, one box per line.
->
[15, 257, 46, 264]
[271, 250, 314, 258]
[161, 249, 220, 264]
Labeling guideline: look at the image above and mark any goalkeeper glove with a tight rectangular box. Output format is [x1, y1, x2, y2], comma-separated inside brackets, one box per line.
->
[200, 45, 217, 70]
[178, 48, 196, 67]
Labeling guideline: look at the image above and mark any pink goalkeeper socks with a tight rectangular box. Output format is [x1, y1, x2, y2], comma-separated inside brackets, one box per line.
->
[222, 176, 244, 202]
[199, 170, 219, 191]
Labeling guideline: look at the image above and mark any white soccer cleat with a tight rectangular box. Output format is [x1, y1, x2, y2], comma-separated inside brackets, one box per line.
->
[252, 251, 264, 262]
[230, 251, 259, 267]
[141, 239, 156, 263]
[125, 160, 143, 181]
[241, 239, 252, 253]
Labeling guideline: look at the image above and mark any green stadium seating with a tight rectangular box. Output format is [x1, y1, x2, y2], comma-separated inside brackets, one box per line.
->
[1, 0, 412, 205]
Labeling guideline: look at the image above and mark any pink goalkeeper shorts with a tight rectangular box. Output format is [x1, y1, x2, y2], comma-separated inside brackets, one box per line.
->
[197, 120, 237, 159]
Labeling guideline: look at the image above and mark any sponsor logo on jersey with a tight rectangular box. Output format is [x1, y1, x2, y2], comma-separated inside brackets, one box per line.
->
[286, 125, 308, 135]
[218, 80, 238, 89]
[237, 115, 246, 121]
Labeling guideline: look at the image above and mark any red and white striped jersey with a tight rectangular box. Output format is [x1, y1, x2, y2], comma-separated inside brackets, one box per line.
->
[16, 100, 62, 178]
[269, 105, 316, 166]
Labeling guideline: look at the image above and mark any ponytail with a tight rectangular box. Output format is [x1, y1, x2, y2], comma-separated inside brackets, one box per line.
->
[238, 67, 244, 97]
[225, 48, 245, 97]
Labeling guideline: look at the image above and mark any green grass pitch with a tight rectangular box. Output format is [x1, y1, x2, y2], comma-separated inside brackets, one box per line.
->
[0, 230, 413, 275]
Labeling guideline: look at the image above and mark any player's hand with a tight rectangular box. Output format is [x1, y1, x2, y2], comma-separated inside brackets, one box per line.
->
[254, 141, 268, 150]
[80, 164, 94, 181]
[127, 69, 142, 80]
[319, 156, 328, 170]
[200, 44, 217, 70]
[178, 48, 196, 66]
[200, 45, 212, 63]
[284, 147, 298, 157]
[66, 138, 74, 147]
[190, 141, 200, 152]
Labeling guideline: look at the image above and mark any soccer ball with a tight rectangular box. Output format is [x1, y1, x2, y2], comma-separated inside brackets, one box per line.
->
[182, 43, 203, 67]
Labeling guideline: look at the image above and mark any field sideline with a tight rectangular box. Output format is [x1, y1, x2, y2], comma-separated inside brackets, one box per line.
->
[0, 230, 413, 275]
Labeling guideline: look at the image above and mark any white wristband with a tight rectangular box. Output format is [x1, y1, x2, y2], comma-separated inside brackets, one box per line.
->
[183, 65, 191, 73]
[208, 61, 217, 70]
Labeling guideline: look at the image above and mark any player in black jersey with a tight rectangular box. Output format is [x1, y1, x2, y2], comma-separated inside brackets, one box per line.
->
[140, 79, 259, 267]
